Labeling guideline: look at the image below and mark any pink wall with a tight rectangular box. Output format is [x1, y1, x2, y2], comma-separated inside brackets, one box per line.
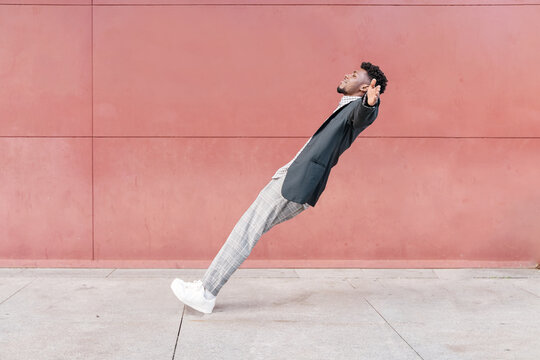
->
[1, 1, 539, 268]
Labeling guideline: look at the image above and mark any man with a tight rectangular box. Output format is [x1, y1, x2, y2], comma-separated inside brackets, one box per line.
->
[171, 62, 388, 314]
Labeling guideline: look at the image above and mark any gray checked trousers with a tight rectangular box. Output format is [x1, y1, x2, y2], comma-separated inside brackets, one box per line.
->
[201, 174, 309, 296]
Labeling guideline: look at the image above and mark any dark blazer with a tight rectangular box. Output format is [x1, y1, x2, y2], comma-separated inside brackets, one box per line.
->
[281, 94, 380, 207]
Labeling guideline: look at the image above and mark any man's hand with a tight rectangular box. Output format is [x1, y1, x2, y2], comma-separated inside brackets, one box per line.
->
[366, 78, 381, 106]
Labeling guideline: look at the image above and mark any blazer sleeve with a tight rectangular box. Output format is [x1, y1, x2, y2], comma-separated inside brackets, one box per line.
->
[347, 94, 380, 130]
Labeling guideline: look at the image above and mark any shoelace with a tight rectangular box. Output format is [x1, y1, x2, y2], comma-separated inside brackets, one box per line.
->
[182, 279, 203, 290]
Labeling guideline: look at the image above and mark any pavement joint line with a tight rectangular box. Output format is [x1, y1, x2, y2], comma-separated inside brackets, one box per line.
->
[105, 269, 116, 278]
[512, 284, 540, 298]
[0, 278, 37, 306]
[473, 276, 529, 279]
[345, 278, 357, 289]
[363, 298, 425, 360]
[172, 306, 185, 360]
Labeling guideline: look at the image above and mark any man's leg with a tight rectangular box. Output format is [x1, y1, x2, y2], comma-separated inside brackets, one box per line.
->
[201, 175, 307, 297]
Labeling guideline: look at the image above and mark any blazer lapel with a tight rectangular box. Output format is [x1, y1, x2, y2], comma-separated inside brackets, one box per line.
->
[312, 100, 355, 137]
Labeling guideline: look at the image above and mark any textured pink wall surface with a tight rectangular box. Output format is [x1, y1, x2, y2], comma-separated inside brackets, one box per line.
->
[1, 1, 539, 268]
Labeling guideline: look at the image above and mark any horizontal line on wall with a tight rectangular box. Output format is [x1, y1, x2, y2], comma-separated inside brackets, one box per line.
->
[1, 135, 540, 139]
[1, 3, 540, 7]
[0, 258, 536, 269]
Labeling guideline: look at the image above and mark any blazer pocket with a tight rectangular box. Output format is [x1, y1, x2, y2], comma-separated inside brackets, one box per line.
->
[304, 159, 326, 188]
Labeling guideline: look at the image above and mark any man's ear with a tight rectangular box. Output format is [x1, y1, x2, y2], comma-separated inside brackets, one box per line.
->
[359, 83, 369, 94]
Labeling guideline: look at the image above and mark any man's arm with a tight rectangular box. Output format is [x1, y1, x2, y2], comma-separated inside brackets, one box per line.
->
[347, 78, 381, 129]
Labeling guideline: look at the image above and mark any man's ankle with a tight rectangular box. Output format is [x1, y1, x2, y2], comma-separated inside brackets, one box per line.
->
[204, 287, 216, 300]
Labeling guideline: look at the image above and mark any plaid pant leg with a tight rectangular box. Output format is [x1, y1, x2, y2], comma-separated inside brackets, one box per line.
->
[201, 175, 307, 296]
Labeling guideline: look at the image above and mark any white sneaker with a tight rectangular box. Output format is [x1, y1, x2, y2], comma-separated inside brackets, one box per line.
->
[170, 278, 216, 314]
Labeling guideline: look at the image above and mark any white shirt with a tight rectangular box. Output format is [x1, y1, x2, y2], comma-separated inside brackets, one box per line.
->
[272, 95, 362, 208]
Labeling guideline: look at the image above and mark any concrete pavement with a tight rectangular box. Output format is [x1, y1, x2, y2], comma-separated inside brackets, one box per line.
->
[0, 267, 539, 359]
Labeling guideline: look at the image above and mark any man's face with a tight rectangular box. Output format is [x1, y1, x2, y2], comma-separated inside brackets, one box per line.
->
[337, 69, 370, 96]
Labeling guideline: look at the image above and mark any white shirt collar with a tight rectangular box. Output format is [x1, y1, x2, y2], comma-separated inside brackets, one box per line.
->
[334, 95, 362, 112]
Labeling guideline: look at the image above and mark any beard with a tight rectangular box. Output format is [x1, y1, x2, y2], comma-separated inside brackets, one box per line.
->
[336, 85, 347, 94]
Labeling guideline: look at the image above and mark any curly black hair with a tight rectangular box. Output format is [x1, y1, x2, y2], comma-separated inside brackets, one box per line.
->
[360, 61, 388, 94]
